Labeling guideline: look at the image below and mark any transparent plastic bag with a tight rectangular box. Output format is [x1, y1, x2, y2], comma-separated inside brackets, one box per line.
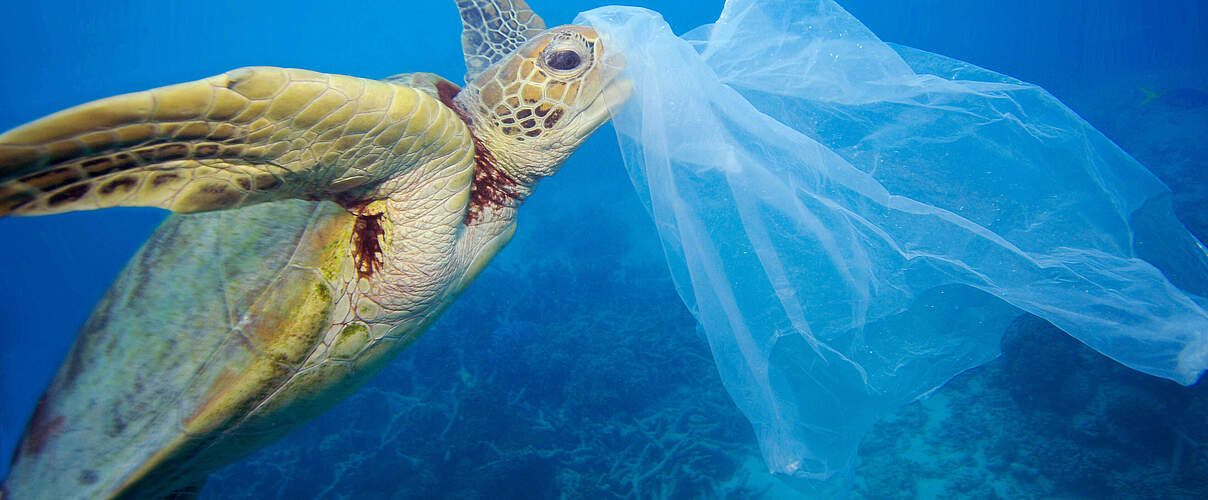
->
[577, 0, 1208, 487]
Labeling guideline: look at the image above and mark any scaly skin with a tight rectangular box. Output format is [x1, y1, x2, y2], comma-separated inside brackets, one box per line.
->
[457, 0, 548, 79]
[0, 68, 466, 217]
[0, 19, 628, 500]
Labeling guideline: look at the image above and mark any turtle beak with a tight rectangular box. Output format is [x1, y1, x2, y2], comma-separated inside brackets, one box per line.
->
[601, 78, 633, 118]
[599, 49, 632, 111]
[569, 77, 631, 140]
[569, 45, 632, 138]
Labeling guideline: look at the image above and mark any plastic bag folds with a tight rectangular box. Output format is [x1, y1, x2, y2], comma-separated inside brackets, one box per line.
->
[577, 0, 1208, 490]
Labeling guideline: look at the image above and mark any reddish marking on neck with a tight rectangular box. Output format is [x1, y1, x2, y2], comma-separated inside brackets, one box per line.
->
[434, 80, 526, 225]
[436, 80, 462, 113]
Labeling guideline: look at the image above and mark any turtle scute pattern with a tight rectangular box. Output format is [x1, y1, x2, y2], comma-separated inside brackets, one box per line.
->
[472, 31, 599, 141]
[0, 67, 459, 216]
[457, 0, 547, 79]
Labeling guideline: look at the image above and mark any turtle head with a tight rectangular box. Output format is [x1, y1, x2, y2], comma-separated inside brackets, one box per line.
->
[455, 25, 630, 184]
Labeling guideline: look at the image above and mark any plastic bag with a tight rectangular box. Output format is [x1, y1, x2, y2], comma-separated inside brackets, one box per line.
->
[577, 0, 1208, 488]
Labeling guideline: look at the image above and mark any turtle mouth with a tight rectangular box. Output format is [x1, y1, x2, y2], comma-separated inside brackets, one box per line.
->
[598, 49, 631, 111]
[567, 78, 632, 140]
[569, 53, 633, 138]
[598, 77, 634, 115]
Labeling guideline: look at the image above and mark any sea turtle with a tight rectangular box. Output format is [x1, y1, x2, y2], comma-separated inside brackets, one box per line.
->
[0, 0, 628, 497]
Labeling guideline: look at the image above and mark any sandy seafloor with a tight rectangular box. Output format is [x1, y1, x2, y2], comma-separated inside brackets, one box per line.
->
[1, 1, 1206, 498]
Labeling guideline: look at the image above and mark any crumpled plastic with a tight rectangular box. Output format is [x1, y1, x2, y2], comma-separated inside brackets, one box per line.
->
[577, 0, 1208, 489]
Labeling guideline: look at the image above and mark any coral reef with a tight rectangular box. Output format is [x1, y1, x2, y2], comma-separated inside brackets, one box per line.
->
[855, 316, 1208, 500]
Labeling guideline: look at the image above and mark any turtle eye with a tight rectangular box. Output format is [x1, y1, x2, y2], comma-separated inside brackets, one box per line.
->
[546, 50, 581, 71]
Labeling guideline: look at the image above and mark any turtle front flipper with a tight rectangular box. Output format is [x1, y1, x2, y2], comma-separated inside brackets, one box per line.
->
[0, 66, 470, 216]
[457, 0, 546, 81]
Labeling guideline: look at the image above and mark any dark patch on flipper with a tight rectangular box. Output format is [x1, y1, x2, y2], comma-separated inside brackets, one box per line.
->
[351, 212, 385, 279]
[106, 410, 128, 438]
[78, 469, 99, 485]
[194, 144, 219, 157]
[151, 173, 181, 187]
[99, 176, 139, 195]
[188, 183, 242, 208]
[1, 134, 242, 215]
[1, 190, 36, 212]
[81, 157, 123, 177]
[47, 183, 89, 207]
[19, 167, 83, 191]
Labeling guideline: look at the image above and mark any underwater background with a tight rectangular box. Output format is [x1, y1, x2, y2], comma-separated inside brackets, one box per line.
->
[1, 0, 1205, 498]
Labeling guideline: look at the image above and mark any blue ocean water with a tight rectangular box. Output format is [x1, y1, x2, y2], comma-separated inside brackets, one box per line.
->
[1, 0, 1205, 498]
